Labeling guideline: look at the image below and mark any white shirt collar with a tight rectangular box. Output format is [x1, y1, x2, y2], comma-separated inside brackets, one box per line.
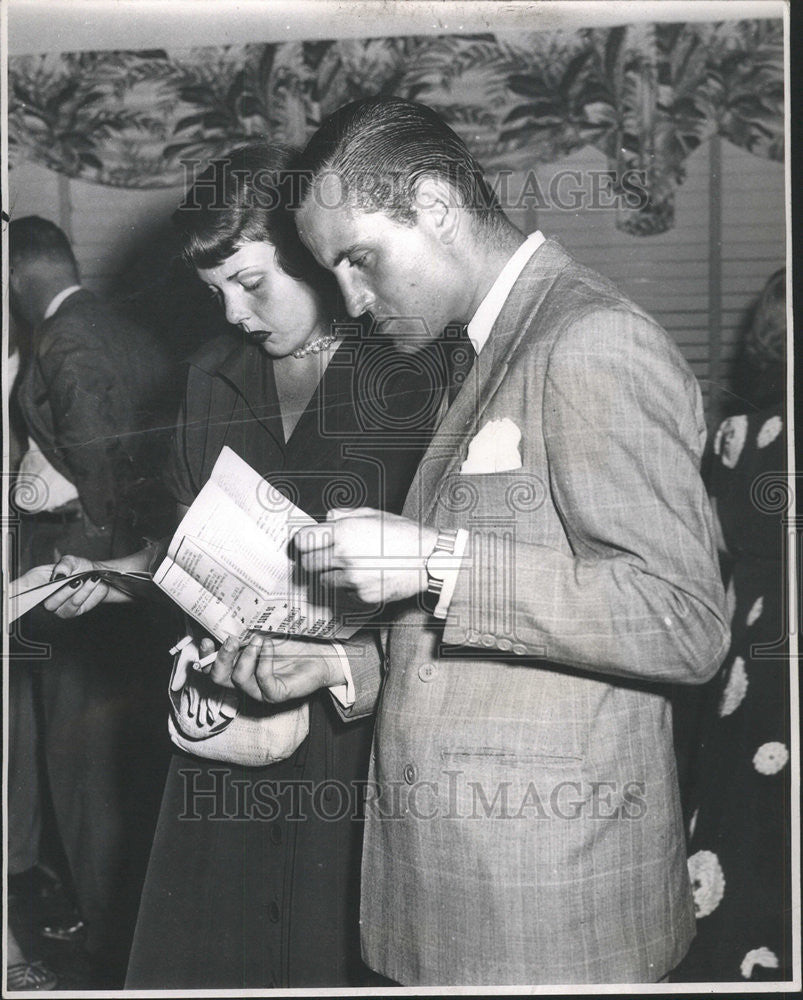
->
[466, 231, 545, 355]
[44, 285, 83, 320]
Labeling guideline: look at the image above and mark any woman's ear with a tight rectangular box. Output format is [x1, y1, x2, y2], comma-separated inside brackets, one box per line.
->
[412, 175, 462, 246]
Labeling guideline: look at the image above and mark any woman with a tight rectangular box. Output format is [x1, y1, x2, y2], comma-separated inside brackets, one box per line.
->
[671, 270, 791, 982]
[44, 142, 440, 988]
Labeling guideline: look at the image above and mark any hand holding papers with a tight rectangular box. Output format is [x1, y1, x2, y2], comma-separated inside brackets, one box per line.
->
[152, 447, 360, 644]
[8, 564, 154, 624]
[9, 448, 355, 647]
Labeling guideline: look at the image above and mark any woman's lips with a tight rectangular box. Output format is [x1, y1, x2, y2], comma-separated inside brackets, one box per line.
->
[244, 328, 271, 344]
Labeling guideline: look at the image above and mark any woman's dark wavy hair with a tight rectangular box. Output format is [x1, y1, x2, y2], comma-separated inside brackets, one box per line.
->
[172, 141, 339, 312]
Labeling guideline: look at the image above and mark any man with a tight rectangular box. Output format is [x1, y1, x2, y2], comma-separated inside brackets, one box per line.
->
[8, 216, 173, 977]
[9, 216, 173, 550]
[209, 98, 730, 985]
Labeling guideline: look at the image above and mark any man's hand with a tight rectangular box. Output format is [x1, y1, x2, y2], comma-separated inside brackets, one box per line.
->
[292, 507, 439, 605]
[202, 634, 346, 704]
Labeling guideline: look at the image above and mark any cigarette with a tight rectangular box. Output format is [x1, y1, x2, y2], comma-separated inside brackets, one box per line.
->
[169, 635, 193, 655]
[194, 651, 218, 669]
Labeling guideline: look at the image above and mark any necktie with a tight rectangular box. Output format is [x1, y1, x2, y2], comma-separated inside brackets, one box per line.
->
[445, 324, 475, 406]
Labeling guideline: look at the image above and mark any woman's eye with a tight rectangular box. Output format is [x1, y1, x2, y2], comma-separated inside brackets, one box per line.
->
[241, 279, 263, 292]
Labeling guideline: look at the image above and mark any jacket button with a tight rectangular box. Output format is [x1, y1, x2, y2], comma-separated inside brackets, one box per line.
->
[269, 900, 280, 922]
[418, 662, 437, 682]
[481, 632, 495, 646]
[403, 763, 417, 784]
[466, 629, 481, 643]
[270, 824, 282, 845]
[512, 642, 527, 656]
[498, 638, 513, 651]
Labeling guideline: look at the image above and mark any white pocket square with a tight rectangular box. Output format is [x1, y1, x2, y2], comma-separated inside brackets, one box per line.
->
[460, 417, 522, 474]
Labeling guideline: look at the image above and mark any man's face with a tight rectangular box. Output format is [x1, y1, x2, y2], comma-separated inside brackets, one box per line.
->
[296, 175, 461, 351]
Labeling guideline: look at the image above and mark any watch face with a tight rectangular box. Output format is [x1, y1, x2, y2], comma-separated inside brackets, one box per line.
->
[427, 547, 453, 583]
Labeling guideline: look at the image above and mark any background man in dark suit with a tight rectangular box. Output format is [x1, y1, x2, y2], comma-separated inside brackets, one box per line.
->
[8, 215, 173, 981]
[208, 99, 731, 986]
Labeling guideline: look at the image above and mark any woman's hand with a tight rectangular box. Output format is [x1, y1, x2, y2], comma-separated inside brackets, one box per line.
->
[11, 564, 57, 594]
[43, 554, 111, 618]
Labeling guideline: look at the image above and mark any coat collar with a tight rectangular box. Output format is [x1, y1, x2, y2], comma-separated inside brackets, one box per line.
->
[33, 288, 95, 352]
[43, 284, 83, 320]
[404, 239, 573, 522]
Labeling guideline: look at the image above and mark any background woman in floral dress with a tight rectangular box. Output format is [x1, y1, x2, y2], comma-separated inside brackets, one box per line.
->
[672, 270, 791, 983]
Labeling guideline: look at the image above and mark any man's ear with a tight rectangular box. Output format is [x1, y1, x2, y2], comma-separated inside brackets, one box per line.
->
[412, 175, 462, 246]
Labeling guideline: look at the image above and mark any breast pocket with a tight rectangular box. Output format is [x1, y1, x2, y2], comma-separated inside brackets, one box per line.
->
[435, 470, 548, 527]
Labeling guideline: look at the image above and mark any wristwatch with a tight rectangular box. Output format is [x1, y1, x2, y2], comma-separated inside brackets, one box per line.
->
[425, 528, 460, 605]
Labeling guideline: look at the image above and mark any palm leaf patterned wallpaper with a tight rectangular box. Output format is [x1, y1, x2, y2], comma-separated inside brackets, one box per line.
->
[8, 19, 783, 235]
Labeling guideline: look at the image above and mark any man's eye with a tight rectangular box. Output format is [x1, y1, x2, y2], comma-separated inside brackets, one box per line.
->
[350, 255, 368, 268]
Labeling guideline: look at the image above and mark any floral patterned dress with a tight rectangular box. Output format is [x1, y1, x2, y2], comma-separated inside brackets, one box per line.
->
[672, 404, 791, 982]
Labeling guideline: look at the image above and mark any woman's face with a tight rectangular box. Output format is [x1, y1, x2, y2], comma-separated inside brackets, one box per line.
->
[196, 241, 326, 356]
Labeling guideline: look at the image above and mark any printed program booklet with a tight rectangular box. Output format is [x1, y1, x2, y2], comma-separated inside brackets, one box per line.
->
[152, 446, 358, 642]
[10, 447, 358, 642]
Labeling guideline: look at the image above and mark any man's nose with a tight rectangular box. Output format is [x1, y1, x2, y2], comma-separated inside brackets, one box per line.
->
[338, 272, 373, 318]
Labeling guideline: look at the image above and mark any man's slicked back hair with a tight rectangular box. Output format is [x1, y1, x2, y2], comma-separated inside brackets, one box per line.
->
[294, 97, 505, 232]
[9, 216, 78, 274]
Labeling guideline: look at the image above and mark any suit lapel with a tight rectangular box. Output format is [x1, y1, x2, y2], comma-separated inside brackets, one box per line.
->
[403, 334, 496, 520]
[404, 239, 572, 522]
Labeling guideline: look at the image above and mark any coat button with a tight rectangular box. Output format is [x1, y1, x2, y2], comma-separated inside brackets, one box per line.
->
[403, 763, 417, 784]
[418, 662, 437, 682]
[269, 900, 280, 922]
[466, 629, 481, 643]
[498, 637, 513, 651]
[270, 824, 283, 845]
[481, 632, 495, 646]
[512, 642, 527, 656]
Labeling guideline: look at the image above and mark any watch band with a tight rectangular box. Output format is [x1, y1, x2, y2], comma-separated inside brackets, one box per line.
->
[425, 528, 459, 601]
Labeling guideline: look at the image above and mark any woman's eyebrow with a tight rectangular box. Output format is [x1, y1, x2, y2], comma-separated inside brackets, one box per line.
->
[224, 265, 260, 281]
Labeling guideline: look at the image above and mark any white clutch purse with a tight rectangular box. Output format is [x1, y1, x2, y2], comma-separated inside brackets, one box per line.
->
[167, 638, 309, 767]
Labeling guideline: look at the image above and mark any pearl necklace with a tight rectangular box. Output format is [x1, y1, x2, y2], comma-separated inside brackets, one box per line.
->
[291, 334, 337, 359]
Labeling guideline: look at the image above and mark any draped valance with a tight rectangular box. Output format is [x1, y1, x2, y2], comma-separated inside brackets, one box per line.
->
[8, 18, 783, 235]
